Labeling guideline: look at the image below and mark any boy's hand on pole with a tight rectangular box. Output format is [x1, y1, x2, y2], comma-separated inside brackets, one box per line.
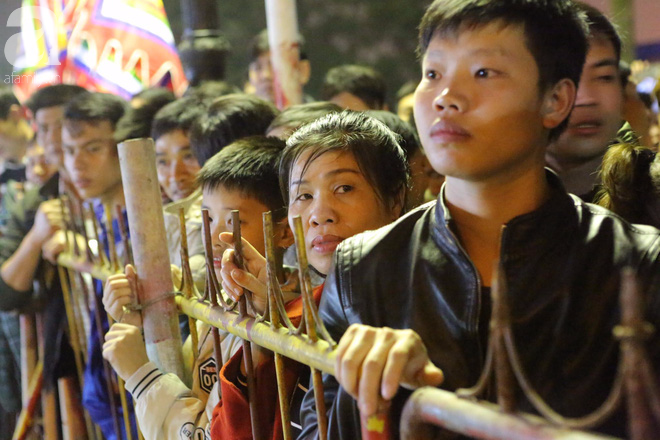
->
[102, 323, 150, 382]
[103, 264, 141, 326]
[334, 324, 444, 416]
[219, 232, 268, 314]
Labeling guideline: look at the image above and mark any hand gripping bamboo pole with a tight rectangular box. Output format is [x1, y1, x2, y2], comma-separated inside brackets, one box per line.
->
[265, 0, 304, 109]
[117, 138, 185, 379]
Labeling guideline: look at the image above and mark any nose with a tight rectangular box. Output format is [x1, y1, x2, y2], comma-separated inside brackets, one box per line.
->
[433, 85, 466, 113]
[308, 194, 338, 227]
[170, 158, 188, 183]
[574, 79, 597, 107]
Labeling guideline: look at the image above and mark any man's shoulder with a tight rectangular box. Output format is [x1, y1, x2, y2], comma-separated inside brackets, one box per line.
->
[572, 195, 660, 259]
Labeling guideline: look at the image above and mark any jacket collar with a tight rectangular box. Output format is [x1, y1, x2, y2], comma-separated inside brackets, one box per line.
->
[433, 169, 578, 258]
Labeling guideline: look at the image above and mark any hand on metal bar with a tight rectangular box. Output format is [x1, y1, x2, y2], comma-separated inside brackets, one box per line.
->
[334, 324, 444, 417]
[218, 232, 269, 315]
[103, 264, 141, 326]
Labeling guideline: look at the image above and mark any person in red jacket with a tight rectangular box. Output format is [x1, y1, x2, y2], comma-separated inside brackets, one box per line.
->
[214, 111, 410, 439]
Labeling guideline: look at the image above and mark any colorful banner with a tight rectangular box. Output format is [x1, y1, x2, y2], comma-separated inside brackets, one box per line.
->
[8, 0, 187, 102]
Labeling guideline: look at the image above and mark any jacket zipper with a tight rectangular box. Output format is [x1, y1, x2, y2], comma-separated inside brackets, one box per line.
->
[444, 219, 484, 364]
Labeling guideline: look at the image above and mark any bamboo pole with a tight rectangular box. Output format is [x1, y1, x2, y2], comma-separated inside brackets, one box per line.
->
[117, 138, 185, 379]
[264, 0, 304, 109]
[399, 387, 618, 440]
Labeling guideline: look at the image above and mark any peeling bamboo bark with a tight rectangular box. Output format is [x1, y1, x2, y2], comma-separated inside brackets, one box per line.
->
[117, 138, 185, 379]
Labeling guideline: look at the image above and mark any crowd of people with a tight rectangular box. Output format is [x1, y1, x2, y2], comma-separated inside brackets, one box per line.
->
[1, 0, 660, 439]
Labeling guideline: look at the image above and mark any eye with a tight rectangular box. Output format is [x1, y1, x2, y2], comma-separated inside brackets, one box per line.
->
[295, 192, 312, 202]
[335, 185, 353, 194]
[597, 75, 616, 83]
[424, 69, 438, 80]
[475, 68, 494, 78]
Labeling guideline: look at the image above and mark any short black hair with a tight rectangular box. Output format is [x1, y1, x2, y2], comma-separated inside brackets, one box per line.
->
[131, 87, 176, 109]
[115, 89, 176, 143]
[366, 110, 422, 160]
[0, 86, 20, 120]
[321, 64, 387, 110]
[267, 101, 341, 138]
[183, 80, 241, 101]
[189, 93, 279, 166]
[26, 84, 89, 115]
[280, 111, 409, 214]
[418, 0, 588, 141]
[577, 2, 621, 63]
[250, 29, 308, 61]
[64, 92, 127, 130]
[150, 97, 208, 141]
[197, 135, 287, 220]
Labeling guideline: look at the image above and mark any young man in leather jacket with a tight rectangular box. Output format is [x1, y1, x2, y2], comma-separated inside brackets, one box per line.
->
[299, 0, 660, 438]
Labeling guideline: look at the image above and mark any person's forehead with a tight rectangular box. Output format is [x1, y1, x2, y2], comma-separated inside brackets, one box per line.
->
[585, 34, 618, 63]
[35, 105, 64, 123]
[425, 21, 527, 59]
[63, 119, 114, 141]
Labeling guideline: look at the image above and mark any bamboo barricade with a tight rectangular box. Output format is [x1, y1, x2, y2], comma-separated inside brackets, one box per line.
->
[53, 205, 659, 439]
[117, 138, 185, 380]
[49, 163, 658, 439]
[264, 0, 304, 109]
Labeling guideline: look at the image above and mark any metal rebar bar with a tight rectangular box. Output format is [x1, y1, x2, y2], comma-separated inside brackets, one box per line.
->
[232, 210, 262, 440]
[291, 216, 328, 440]
[264, 212, 293, 440]
[201, 210, 224, 400]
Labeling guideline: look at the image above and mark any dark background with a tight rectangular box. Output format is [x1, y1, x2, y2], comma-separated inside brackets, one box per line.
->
[0, 0, 430, 105]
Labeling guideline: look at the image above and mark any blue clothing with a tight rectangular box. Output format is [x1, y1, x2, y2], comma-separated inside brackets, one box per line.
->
[81, 202, 137, 440]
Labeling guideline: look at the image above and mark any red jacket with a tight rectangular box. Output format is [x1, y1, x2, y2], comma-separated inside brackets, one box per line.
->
[210, 285, 324, 440]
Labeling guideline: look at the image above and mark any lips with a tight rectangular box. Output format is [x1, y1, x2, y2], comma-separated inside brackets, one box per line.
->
[567, 119, 603, 137]
[429, 120, 471, 143]
[73, 177, 92, 189]
[311, 235, 344, 255]
[213, 257, 222, 269]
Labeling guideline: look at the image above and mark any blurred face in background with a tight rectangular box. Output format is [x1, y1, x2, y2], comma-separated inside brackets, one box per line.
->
[155, 129, 200, 202]
[25, 141, 58, 186]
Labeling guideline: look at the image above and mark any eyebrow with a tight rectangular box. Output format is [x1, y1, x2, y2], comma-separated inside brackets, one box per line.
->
[425, 46, 512, 60]
[62, 138, 112, 151]
[588, 59, 618, 69]
[291, 168, 362, 187]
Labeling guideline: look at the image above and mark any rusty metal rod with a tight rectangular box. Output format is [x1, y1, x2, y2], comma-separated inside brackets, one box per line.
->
[399, 387, 618, 440]
[232, 210, 262, 440]
[291, 216, 328, 440]
[176, 295, 336, 374]
[201, 210, 224, 400]
[264, 212, 293, 440]
[179, 208, 199, 361]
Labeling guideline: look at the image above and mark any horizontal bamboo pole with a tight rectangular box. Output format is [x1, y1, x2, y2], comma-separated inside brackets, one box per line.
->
[399, 387, 619, 440]
[176, 295, 336, 374]
[57, 252, 114, 281]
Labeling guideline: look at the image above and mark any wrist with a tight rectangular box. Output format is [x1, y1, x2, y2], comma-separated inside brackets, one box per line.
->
[25, 228, 45, 249]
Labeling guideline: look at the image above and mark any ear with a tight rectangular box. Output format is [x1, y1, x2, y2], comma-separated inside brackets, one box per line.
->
[390, 187, 406, 219]
[274, 218, 295, 249]
[297, 59, 311, 87]
[541, 78, 576, 130]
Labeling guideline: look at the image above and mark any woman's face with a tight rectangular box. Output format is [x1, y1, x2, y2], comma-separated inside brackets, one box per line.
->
[288, 150, 399, 275]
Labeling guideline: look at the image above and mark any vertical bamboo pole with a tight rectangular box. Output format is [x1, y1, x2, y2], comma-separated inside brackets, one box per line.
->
[264, 0, 304, 109]
[19, 315, 37, 404]
[117, 138, 185, 379]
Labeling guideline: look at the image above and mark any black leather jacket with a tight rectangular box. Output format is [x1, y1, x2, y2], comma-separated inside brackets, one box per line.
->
[299, 172, 660, 439]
